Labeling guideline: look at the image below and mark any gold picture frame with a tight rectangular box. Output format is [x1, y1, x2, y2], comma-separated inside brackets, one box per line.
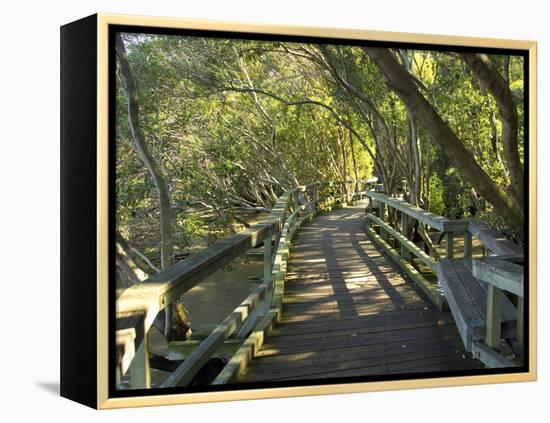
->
[60, 13, 537, 409]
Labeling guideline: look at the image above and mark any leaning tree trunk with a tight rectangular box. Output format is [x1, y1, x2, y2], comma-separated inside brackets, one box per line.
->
[363, 47, 524, 240]
[116, 34, 177, 340]
[459, 53, 524, 207]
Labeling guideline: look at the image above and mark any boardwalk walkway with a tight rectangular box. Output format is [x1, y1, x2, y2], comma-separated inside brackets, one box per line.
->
[238, 204, 481, 382]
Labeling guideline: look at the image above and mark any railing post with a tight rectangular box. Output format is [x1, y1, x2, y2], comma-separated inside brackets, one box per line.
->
[312, 183, 318, 212]
[130, 328, 151, 389]
[380, 203, 388, 241]
[400, 212, 407, 258]
[446, 232, 454, 259]
[263, 230, 273, 284]
[367, 196, 373, 215]
[517, 297, 524, 348]
[464, 231, 472, 258]
[486, 284, 502, 350]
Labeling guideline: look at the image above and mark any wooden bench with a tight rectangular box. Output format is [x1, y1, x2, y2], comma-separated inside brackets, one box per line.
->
[436, 258, 517, 351]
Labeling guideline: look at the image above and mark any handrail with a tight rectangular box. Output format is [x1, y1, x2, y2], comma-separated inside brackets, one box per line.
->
[365, 192, 469, 232]
[116, 189, 296, 325]
[472, 256, 524, 297]
[468, 220, 522, 256]
[116, 179, 370, 388]
[364, 191, 521, 257]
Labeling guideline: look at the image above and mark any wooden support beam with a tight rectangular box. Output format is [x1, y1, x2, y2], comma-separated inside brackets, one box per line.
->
[485, 284, 502, 350]
[129, 330, 150, 389]
[464, 232, 472, 258]
[446, 232, 454, 259]
[472, 341, 519, 368]
[516, 297, 524, 347]
[400, 212, 407, 258]
[263, 232, 272, 284]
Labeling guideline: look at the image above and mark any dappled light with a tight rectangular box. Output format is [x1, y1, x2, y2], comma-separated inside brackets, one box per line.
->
[238, 204, 482, 383]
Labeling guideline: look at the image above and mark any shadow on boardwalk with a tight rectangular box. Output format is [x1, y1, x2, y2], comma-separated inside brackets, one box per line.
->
[238, 204, 482, 383]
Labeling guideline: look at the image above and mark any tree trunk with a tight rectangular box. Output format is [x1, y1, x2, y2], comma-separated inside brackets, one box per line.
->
[459, 53, 523, 207]
[116, 231, 159, 276]
[349, 129, 360, 186]
[116, 34, 176, 339]
[363, 47, 524, 239]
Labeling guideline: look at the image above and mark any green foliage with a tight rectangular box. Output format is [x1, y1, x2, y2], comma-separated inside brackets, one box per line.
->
[427, 173, 445, 216]
[441, 168, 472, 219]
[115, 33, 525, 266]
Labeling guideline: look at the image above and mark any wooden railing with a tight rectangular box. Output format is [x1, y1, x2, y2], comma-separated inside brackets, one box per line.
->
[363, 191, 524, 367]
[364, 192, 469, 308]
[116, 180, 370, 388]
[471, 255, 524, 367]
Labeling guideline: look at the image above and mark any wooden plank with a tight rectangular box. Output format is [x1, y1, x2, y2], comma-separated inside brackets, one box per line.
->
[366, 192, 459, 232]
[281, 298, 429, 315]
[468, 220, 522, 256]
[453, 259, 517, 337]
[472, 341, 519, 368]
[168, 339, 243, 361]
[268, 318, 457, 346]
[249, 333, 464, 370]
[271, 309, 445, 335]
[285, 273, 411, 285]
[472, 257, 524, 297]
[249, 331, 464, 369]
[243, 335, 471, 382]
[284, 281, 412, 294]
[283, 286, 427, 301]
[282, 296, 425, 309]
[244, 345, 468, 382]
[436, 259, 484, 350]
[255, 324, 463, 357]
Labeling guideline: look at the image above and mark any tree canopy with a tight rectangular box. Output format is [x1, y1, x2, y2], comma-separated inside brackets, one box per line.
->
[115, 32, 525, 289]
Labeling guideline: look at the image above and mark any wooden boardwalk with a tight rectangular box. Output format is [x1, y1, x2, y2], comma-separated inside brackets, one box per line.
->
[238, 205, 482, 383]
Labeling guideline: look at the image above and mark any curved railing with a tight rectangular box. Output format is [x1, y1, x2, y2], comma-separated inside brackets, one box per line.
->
[116, 180, 371, 388]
